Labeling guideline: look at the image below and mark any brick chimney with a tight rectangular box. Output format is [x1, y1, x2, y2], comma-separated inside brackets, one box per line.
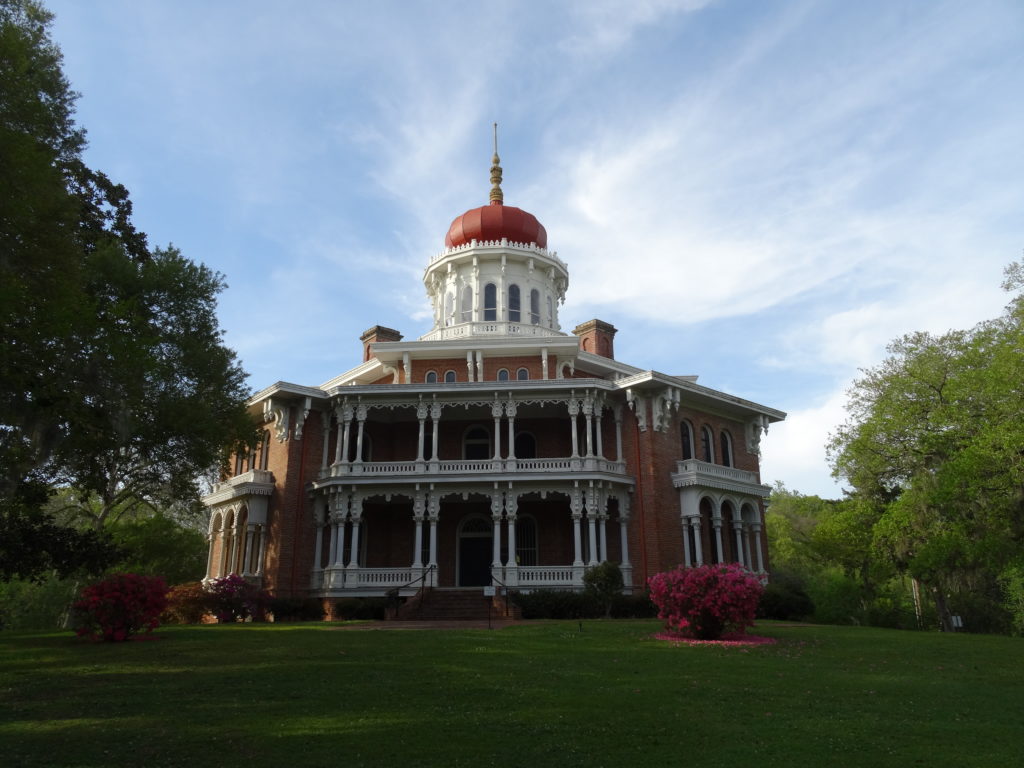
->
[360, 325, 403, 362]
[573, 319, 617, 359]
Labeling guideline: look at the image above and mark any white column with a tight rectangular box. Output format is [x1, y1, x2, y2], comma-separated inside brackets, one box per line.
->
[568, 398, 580, 458]
[595, 402, 604, 459]
[347, 495, 363, 568]
[752, 522, 765, 572]
[412, 491, 425, 570]
[334, 494, 348, 567]
[491, 490, 503, 570]
[354, 405, 367, 465]
[541, 347, 549, 379]
[583, 397, 594, 458]
[205, 533, 215, 579]
[505, 493, 518, 568]
[339, 404, 353, 464]
[466, 350, 474, 382]
[618, 505, 631, 567]
[476, 350, 484, 381]
[712, 509, 724, 564]
[427, 492, 440, 576]
[733, 519, 746, 567]
[416, 403, 427, 463]
[430, 403, 441, 468]
[571, 486, 584, 567]
[506, 400, 517, 460]
[589, 493, 598, 565]
[320, 411, 331, 470]
[492, 401, 503, 461]
[691, 517, 704, 566]
[613, 405, 624, 464]
[254, 527, 265, 575]
[680, 489, 692, 567]
[314, 521, 325, 571]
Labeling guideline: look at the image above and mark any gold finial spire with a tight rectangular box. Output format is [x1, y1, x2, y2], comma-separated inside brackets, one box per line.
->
[489, 122, 503, 204]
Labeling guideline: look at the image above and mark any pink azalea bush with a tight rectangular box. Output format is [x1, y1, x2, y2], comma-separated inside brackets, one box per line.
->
[71, 573, 168, 642]
[648, 563, 763, 640]
[205, 573, 266, 623]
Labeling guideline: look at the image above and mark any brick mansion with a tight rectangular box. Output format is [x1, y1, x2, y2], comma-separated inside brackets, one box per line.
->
[202, 145, 785, 609]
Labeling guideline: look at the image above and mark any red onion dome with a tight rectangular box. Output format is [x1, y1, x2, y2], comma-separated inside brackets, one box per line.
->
[445, 201, 548, 250]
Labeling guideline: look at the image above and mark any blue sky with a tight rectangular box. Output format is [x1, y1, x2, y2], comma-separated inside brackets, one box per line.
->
[46, 0, 1023, 497]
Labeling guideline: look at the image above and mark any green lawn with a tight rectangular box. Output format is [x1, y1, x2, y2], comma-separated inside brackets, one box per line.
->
[0, 620, 1019, 768]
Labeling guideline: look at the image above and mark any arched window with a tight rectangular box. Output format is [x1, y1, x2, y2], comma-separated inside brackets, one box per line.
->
[701, 426, 714, 463]
[460, 285, 473, 323]
[515, 516, 538, 566]
[444, 370, 456, 383]
[546, 295, 554, 327]
[425, 371, 438, 384]
[445, 292, 455, 326]
[680, 421, 694, 461]
[463, 426, 490, 460]
[514, 432, 537, 459]
[720, 430, 733, 468]
[497, 368, 510, 382]
[516, 368, 529, 380]
[508, 284, 521, 323]
[484, 283, 497, 321]
[530, 289, 541, 324]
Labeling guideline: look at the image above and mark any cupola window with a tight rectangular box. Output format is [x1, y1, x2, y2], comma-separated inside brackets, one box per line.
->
[530, 289, 541, 325]
[484, 283, 497, 321]
[508, 284, 521, 323]
[461, 286, 473, 323]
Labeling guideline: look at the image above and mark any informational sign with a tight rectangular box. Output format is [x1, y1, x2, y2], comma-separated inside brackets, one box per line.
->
[483, 586, 496, 597]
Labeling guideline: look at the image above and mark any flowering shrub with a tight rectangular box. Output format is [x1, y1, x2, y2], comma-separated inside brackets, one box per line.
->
[205, 573, 267, 622]
[71, 573, 168, 642]
[648, 563, 763, 640]
[162, 581, 213, 624]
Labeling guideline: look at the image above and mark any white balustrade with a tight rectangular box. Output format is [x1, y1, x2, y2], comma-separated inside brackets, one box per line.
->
[516, 567, 576, 586]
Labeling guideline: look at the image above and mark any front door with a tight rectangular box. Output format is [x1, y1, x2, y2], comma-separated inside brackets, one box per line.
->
[458, 536, 492, 586]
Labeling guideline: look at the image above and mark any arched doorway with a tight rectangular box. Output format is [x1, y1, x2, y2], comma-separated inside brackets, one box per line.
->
[457, 515, 492, 587]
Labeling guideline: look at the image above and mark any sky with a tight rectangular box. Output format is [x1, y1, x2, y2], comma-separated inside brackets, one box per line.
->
[45, 0, 1024, 498]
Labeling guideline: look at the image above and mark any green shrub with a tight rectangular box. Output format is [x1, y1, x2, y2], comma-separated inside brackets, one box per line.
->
[333, 597, 388, 620]
[0, 576, 80, 631]
[269, 597, 325, 622]
[583, 562, 624, 617]
[162, 582, 211, 624]
[758, 579, 815, 621]
[610, 592, 657, 618]
[511, 590, 600, 619]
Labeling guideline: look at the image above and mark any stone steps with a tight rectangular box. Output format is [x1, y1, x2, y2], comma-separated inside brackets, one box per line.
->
[397, 588, 520, 621]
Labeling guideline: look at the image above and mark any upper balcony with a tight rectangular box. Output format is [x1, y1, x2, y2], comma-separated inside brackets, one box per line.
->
[419, 320, 564, 342]
[203, 469, 275, 506]
[317, 456, 627, 482]
[670, 459, 769, 498]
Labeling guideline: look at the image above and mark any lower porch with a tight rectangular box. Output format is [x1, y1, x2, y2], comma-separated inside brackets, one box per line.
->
[308, 484, 634, 597]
